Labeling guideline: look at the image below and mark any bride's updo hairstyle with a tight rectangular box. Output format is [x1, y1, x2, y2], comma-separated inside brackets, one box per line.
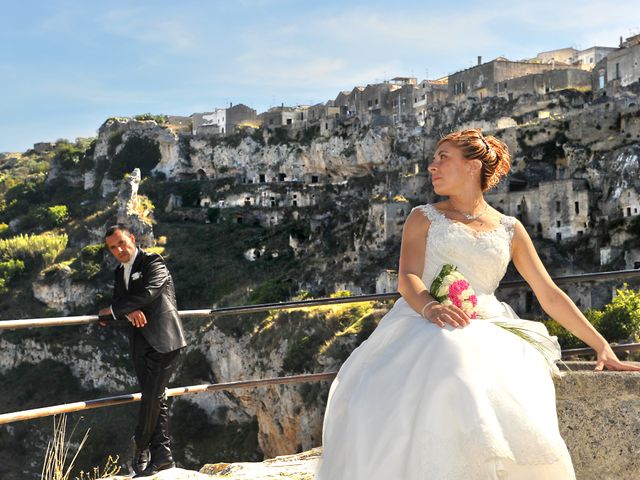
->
[436, 128, 511, 192]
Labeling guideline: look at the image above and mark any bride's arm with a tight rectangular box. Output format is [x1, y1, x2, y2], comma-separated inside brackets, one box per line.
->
[511, 219, 640, 371]
[397, 209, 469, 328]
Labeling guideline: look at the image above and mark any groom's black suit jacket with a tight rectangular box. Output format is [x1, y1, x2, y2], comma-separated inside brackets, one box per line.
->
[111, 248, 187, 353]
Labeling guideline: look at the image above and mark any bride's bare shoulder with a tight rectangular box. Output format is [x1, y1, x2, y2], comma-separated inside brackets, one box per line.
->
[405, 204, 432, 229]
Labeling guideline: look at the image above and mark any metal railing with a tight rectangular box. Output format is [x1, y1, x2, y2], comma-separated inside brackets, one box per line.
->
[0, 267, 638, 425]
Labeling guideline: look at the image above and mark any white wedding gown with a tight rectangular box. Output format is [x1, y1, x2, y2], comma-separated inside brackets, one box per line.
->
[315, 203, 576, 480]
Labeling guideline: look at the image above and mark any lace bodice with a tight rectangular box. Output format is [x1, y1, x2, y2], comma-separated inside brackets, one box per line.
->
[412, 203, 517, 318]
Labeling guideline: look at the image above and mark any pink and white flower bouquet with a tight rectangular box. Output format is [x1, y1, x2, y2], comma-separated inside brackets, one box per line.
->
[429, 264, 478, 320]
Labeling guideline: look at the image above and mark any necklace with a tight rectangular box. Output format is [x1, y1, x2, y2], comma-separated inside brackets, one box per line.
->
[451, 201, 489, 221]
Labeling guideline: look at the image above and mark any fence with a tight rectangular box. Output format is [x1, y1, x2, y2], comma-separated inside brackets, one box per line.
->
[1, 268, 639, 425]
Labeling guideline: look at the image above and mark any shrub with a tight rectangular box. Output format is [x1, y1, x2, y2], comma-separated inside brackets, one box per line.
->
[0, 233, 68, 268]
[133, 113, 167, 124]
[43, 205, 69, 227]
[74, 243, 104, 280]
[543, 284, 640, 347]
[597, 283, 640, 342]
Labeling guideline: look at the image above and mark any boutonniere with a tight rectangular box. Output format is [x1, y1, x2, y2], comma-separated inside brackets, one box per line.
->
[131, 272, 142, 281]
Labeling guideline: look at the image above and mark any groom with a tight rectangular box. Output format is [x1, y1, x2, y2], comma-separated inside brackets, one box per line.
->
[98, 225, 187, 477]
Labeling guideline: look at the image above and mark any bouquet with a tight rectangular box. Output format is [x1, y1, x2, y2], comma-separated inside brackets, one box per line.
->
[429, 263, 478, 319]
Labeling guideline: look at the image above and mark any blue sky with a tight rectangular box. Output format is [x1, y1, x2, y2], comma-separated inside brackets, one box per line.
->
[1, 0, 637, 152]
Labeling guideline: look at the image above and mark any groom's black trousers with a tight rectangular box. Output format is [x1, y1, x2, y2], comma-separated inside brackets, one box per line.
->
[131, 329, 181, 460]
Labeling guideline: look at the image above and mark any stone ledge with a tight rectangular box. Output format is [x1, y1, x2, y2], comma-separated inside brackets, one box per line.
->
[556, 361, 640, 480]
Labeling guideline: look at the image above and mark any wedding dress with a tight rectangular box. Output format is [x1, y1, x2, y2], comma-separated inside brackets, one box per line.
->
[315, 203, 576, 479]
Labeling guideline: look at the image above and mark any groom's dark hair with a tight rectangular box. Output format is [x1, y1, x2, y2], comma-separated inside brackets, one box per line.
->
[104, 224, 133, 239]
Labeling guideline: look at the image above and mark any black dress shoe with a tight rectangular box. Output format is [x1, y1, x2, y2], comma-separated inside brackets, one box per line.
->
[133, 459, 175, 478]
[131, 437, 150, 474]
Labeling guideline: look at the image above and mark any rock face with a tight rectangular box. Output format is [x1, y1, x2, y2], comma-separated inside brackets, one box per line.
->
[31, 265, 99, 314]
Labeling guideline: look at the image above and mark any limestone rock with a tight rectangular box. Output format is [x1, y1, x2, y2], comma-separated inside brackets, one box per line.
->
[114, 168, 154, 247]
[200, 447, 321, 479]
[32, 266, 98, 314]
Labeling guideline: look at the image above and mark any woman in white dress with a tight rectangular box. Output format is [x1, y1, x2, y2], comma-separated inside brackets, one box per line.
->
[315, 128, 640, 480]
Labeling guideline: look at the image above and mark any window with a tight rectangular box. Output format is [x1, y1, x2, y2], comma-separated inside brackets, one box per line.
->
[556, 220, 561, 227]
[574, 201, 579, 215]
[616, 63, 620, 80]
[368, 100, 372, 107]
[375, 99, 379, 105]
[311, 175, 318, 183]
[556, 232, 562, 241]
[286, 118, 292, 125]
[259, 174, 266, 182]
[555, 201, 561, 212]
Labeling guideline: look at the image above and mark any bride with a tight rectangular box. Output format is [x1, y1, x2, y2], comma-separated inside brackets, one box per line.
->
[315, 128, 640, 479]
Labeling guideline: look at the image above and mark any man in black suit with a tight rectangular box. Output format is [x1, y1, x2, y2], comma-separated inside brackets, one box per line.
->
[98, 225, 187, 477]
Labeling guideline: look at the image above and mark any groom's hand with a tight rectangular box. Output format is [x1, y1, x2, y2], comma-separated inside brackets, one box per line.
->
[97, 307, 112, 327]
[127, 310, 147, 328]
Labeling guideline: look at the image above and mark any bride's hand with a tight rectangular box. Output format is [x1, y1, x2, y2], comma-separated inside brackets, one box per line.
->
[594, 344, 640, 372]
[424, 303, 470, 328]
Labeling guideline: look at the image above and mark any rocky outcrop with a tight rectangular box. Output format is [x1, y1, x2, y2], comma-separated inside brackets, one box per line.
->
[115, 167, 154, 247]
[31, 265, 99, 314]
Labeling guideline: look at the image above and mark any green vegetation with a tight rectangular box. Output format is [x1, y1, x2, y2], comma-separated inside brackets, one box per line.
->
[248, 291, 384, 375]
[542, 283, 640, 349]
[133, 113, 168, 124]
[53, 138, 95, 170]
[0, 232, 67, 268]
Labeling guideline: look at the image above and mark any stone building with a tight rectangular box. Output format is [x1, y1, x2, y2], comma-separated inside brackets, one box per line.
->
[376, 269, 399, 294]
[364, 199, 410, 250]
[334, 87, 365, 117]
[617, 187, 640, 218]
[191, 109, 226, 135]
[592, 39, 640, 94]
[259, 105, 309, 129]
[306, 102, 340, 129]
[499, 68, 592, 100]
[388, 77, 418, 125]
[33, 142, 56, 153]
[568, 46, 617, 71]
[226, 103, 259, 133]
[533, 47, 577, 64]
[359, 83, 399, 124]
[485, 178, 591, 242]
[413, 78, 448, 125]
[448, 56, 572, 102]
